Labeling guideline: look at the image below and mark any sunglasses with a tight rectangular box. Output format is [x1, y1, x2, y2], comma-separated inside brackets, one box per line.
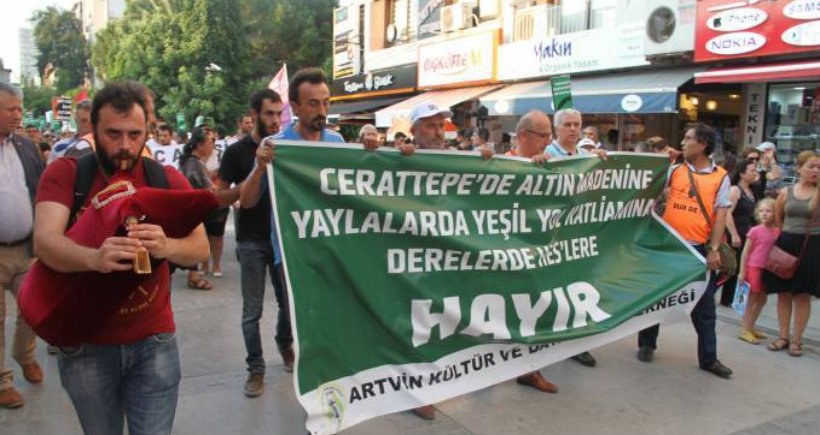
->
[525, 129, 552, 140]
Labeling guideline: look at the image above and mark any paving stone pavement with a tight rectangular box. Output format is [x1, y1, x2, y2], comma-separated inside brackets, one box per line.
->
[2, 217, 818, 435]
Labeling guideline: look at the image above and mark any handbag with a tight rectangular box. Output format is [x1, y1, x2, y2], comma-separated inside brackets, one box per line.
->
[686, 167, 737, 276]
[764, 191, 818, 279]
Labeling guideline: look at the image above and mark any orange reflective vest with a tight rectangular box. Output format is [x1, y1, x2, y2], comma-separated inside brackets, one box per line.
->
[662, 164, 728, 244]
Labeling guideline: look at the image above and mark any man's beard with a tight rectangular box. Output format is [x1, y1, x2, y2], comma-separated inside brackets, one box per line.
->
[94, 132, 141, 175]
[256, 118, 279, 140]
[306, 115, 326, 133]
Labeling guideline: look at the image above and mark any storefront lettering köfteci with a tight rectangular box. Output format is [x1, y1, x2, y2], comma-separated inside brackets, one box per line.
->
[417, 31, 499, 88]
[695, 0, 820, 62]
[331, 66, 417, 97]
[497, 24, 648, 81]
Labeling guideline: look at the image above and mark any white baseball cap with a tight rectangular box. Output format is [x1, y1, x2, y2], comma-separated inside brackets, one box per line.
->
[410, 103, 453, 125]
[578, 138, 597, 149]
[756, 141, 776, 152]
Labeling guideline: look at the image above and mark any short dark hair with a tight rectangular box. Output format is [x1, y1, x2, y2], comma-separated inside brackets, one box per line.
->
[289, 67, 328, 104]
[91, 81, 149, 126]
[236, 112, 252, 124]
[692, 123, 716, 156]
[76, 100, 92, 114]
[158, 124, 173, 133]
[249, 89, 282, 114]
[394, 131, 407, 140]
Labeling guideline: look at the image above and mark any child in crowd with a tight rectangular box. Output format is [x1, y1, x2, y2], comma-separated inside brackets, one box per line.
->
[737, 198, 779, 344]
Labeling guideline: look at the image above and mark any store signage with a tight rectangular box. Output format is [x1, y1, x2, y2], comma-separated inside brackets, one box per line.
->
[695, 0, 820, 61]
[782, 20, 820, 45]
[783, 0, 820, 20]
[742, 83, 766, 148]
[498, 25, 648, 81]
[331, 65, 417, 97]
[706, 8, 768, 31]
[705, 31, 766, 55]
[621, 94, 643, 113]
[333, 6, 362, 79]
[417, 31, 498, 88]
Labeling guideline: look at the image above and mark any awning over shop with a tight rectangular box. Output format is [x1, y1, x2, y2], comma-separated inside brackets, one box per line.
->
[375, 85, 501, 128]
[694, 61, 820, 84]
[480, 68, 700, 116]
[329, 96, 406, 116]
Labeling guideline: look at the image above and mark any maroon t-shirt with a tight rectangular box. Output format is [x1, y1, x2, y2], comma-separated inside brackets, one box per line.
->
[36, 157, 192, 345]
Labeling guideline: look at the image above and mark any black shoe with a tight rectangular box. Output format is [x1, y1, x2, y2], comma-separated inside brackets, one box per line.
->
[701, 360, 733, 379]
[571, 351, 596, 367]
[637, 346, 654, 363]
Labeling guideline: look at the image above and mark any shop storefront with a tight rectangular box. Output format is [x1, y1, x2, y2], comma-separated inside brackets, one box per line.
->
[693, 0, 820, 169]
[375, 30, 501, 138]
[329, 65, 417, 124]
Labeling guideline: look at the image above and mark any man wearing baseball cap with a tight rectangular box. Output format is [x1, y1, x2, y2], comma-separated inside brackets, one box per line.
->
[409, 103, 452, 150]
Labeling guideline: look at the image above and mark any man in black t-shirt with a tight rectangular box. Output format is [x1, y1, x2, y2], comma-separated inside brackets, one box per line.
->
[216, 89, 288, 399]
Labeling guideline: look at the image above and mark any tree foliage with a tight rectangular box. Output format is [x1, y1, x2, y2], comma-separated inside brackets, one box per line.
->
[31, 7, 89, 93]
[90, 0, 337, 133]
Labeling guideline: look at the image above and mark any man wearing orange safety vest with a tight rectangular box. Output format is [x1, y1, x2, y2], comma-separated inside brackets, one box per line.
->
[636, 124, 734, 379]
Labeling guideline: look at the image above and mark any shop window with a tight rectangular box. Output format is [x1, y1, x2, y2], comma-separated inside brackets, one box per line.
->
[766, 82, 820, 174]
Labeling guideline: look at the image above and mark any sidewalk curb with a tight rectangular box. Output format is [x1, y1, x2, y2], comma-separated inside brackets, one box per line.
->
[717, 313, 820, 347]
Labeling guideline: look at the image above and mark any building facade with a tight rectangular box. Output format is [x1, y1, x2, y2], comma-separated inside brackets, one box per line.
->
[18, 28, 41, 87]
[331, 0, 819, 159]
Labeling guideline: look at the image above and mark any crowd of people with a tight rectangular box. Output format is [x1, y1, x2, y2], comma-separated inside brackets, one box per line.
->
[0, 67, 818, 435]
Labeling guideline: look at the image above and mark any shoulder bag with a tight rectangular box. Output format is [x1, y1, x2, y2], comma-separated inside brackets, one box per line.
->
[686, 167, 737, 276]
[764, 190, 818, 280]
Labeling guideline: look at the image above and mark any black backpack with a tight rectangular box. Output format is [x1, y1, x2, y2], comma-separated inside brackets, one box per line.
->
[70, 153, 170, 227]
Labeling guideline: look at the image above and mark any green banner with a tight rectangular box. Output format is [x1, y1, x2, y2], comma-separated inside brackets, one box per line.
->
[269, 142, 706, 434]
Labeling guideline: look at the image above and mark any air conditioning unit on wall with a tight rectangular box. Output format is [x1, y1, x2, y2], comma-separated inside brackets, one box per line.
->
[441, 3, 475, 33]
[644, 0, 695, 57]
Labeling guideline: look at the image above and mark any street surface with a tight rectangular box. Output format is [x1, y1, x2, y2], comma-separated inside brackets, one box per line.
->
[2, 214, 818, 435]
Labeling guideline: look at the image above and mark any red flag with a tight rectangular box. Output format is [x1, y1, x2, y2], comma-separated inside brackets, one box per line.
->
[74, 87, 89, 103]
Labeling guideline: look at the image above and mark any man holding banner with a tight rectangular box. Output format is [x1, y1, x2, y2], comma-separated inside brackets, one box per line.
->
[636, 124, 733, 379]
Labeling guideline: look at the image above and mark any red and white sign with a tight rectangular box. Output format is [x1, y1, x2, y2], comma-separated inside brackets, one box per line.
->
[417, 31, 498, 89]
[695, 0, 820, 62]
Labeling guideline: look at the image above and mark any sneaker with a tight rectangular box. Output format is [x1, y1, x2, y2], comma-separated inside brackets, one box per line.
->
[701, 360, 733, 379]
[738, 330, 760, 345]
[516, 372, 559, 393]
[637, 345, 654, 363]
[20, 361, 44, 384]
[244, 373, 264, 397]
[412, 405, 435, 420]
[279, 346, 295, 372]
[571, 351, 597, 367]
[0, 387, 24, 409]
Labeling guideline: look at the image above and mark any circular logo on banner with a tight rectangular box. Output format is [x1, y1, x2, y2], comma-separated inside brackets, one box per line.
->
[494, 100, 510, 115]
[706, 8, 768, 32]
[782, 21, 820, 46]
[621, 94, 643, 112]
[705, 32, 766, 55]
[320, 384, 346, 431]
[784, 0, 820, 20]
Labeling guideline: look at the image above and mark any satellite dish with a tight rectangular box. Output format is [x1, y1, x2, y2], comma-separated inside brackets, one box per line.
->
[386, 24, 398, 43]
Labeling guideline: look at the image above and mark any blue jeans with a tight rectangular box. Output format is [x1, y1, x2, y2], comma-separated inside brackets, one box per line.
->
[58, 333, 181, 435]
[638, 244, 718, 368]
[236, 239, 292, 374]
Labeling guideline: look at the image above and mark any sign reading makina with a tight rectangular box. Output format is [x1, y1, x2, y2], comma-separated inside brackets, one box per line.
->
[269, 142, 708, 435]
